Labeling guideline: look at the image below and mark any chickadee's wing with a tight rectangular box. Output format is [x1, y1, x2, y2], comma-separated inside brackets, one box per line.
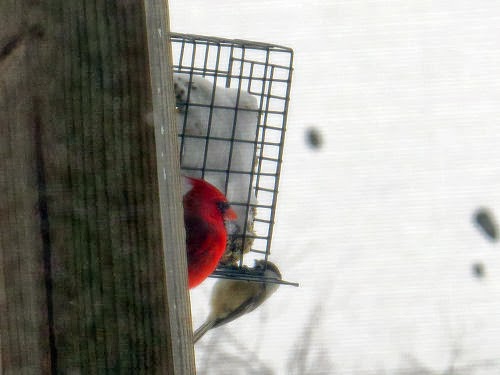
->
[193, 319, 218, 343]
[211, 281, 267, 329]
[193, 281, 266, 343]
[193, 262, 282, 343]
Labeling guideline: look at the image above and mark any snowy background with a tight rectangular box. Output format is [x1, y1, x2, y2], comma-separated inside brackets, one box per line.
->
[169, 1, 500, 374]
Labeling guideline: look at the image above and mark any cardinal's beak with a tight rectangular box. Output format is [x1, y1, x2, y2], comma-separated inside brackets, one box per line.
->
[225, 207, 237, 221]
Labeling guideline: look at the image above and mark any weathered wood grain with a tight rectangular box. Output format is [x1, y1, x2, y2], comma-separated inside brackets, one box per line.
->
[0, 1, 194, 373]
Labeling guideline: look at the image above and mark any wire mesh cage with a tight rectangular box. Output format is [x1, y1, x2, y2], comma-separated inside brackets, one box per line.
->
[170, 33, 296, 286]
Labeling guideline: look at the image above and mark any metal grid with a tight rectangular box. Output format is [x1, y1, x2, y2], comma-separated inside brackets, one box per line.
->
[170, 33, 296, 286]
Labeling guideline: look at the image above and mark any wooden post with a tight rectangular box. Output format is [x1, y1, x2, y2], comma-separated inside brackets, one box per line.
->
[0, 0, 195, 373]
[144, 0, 197, 373]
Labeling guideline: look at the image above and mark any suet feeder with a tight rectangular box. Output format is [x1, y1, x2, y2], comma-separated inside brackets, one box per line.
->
[170, 33, 296, 286]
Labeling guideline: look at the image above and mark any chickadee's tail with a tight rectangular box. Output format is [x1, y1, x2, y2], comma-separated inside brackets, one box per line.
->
[193, 320, 217, 343]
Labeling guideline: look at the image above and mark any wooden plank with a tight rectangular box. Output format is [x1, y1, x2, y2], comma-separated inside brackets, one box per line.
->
[0, 1, 193, 373]
[143, 0, 196, 373]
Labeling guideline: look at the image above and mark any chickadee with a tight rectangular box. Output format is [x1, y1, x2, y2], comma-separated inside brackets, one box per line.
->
[193, 260, 282, 343]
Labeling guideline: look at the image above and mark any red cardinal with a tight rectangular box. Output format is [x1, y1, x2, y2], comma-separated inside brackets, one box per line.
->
[183, 176, 237, 288]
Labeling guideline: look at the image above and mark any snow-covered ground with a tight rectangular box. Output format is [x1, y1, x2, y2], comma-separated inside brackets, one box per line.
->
[169, 1, 500, 373]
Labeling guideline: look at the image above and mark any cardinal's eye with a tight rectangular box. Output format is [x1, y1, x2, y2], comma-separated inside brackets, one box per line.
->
[216, 201, 230, 214]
